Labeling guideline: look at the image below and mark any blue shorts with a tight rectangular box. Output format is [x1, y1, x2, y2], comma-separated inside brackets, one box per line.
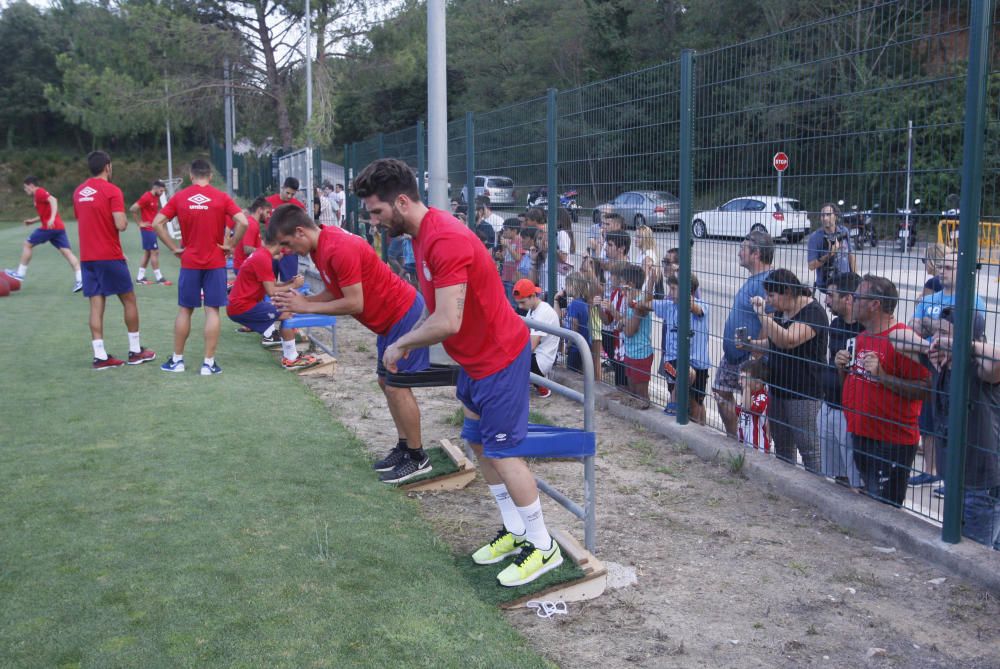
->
[376, 293, 430, 377]
[456, 340, 530, 458]
[140, 228, 159, 251]
[27, 228, 71, 250]
[178, 267, 228, 308]
[274, 254, 299, 282]
[82, 259, 133, 297]
[228, 301, 281, 334]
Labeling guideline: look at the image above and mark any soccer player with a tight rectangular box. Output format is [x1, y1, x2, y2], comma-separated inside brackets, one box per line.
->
[266, 178, 306, 281]
[358, 158, 563, 587]
[129, 179, 171, 286]
[4, 175, 83, 292]
[268, 205, 433, 484]
[226, 240, 318, 371]
[72, 151, 155, 369]
[230, 196, 273, 275]
[151, 159, 248, 376]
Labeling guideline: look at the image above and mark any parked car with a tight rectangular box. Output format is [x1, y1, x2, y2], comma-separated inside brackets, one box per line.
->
[457, 175, 516, 207]
[422, 171, 451, 197]
[593, 190, 680, 230]
[691, 196, 809, 242]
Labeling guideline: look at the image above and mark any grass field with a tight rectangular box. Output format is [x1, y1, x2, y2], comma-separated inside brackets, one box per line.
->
[0, 222, 553, 668]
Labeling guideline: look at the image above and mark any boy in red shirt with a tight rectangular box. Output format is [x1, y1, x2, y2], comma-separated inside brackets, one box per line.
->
[359, 159, 562, 587]
[4, 175, 83, 292]
[226, 240, 318, 370]
[152, 159, 248, 376]
[129, 179, 171, 286]
[72, 151, 155, 369]
[269, 206, 432, 484]
[229, 197, 272, 275]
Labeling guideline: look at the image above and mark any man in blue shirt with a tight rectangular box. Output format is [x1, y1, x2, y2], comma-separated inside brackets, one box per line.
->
[807, 203, 856, 290]
[714, 230, 774, 437]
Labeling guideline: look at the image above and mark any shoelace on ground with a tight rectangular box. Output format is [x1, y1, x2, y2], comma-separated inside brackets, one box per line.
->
[526, 600, 567, 619]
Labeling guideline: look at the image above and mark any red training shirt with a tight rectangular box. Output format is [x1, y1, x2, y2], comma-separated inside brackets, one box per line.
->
[34, 187, 64, 230]
[227, 247, 275, 316]
[842, 323, 929, 446]
[265, 194, 305, 212]
[232, 215, 261, 272]
[160, 184, 242, 270]
[135, 191, 160, 229]
[412, 207, 528, 379]
[311, 226, 415, 336]
[73, 178, 126, 262]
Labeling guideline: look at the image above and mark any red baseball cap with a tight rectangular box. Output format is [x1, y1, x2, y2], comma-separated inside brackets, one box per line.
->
[513, 279, 542, 298]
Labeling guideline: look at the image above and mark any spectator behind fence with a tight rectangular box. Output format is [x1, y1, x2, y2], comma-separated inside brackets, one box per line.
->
[514, 278, 560, 399]
[474, 196, 498, 251]
[580, 256, 604, 374]
[619, 263, 654, 409]
[713, 231, 775, 438]
[517, 226, 538, 287]
[818, 272, 865, 487]
[807, 202, 856, 290]
[649, 270, 711, 423]
[555, 208, 576, 294]
[737, 358, 771, 453]
[920, 243, 948, 297]
[595, 212, 626, 261]
[634, 224, 657, 272]
[497, 217, 524, 302]
[836, 275, 930, 507]
[891, 309, 999, 549]
[596, 232, 632, 393]
[750, 269, 828, 472]
[563, 271, 594, 374]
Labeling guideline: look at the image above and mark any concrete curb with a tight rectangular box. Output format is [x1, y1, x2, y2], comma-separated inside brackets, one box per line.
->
[556, 370, 1000, 594]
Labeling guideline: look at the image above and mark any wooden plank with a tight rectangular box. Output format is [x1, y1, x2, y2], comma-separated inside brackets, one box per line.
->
[297, 355, 337, 376]
[499, 529, 607, 609]
[400, 468, 477, 492]
[439, 438, 471, 470]
[550, 528, 593, 571]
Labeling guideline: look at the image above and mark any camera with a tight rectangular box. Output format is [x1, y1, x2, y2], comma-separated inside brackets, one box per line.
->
[824, 232, 847, 249]
[735, 326, 749, 344]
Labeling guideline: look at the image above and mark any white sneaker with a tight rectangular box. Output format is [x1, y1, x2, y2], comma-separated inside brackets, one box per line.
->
[4, 269, 24, 281]
[72, 280, 83, 293]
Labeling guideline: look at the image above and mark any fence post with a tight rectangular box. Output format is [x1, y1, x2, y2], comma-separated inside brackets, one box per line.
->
[416, 121, 427, 203]
[347, 143, 357, 236]
[941, 0, 994, 544]
[675, 50, 695, 425]
[377, 132, 385, 158]
[546, 88, 559, 304]
[465, 112, 475, 231]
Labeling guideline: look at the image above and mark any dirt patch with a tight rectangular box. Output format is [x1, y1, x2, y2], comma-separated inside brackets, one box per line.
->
[301, 319, 999, 669]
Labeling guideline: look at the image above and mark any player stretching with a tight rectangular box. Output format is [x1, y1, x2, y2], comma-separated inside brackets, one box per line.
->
[359, 159, 563, 586]
[129, 179, 172, 286]
[5, 176, 83, 292]
[269, 205, 433, 484]
[72, 151, 155, 369]
[152, 159, 248, 376]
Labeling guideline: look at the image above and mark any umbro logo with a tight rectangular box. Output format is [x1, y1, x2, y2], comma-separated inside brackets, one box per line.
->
[78, 186, 97, 202]
[188, 193, 211, 210]
[495, 432, 508, 442]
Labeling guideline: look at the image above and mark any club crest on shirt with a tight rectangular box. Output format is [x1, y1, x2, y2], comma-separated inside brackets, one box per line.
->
[187, 193, 211, 210]
[422, 261, 432, 281]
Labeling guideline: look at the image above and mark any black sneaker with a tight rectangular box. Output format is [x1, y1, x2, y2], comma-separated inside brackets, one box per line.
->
[379, 452, 432, 484]
[373, 444, 408, 472]
[260, 332, 282, 347]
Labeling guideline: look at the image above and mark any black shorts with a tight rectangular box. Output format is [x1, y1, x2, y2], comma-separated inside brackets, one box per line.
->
[665, 359, 709, 405]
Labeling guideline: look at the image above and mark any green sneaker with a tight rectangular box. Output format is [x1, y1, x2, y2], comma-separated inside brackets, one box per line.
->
[471, 527, 528, 565]
[497, 540, 563, 587]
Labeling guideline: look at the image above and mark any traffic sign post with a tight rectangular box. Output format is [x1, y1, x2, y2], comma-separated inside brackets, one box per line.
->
[773, 152, 789, 200]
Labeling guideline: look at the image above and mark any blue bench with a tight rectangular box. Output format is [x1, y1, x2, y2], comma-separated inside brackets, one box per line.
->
[283, 314, 337, 357]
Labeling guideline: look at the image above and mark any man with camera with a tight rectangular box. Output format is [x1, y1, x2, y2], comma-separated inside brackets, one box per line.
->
[808, 203, 856, 290]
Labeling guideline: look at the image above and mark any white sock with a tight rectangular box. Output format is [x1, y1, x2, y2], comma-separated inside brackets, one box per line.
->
[16, 264, 28, 276]
[74, 270, 82, 282]
[154, 269, 163, 281]
[516, 498, 552, 551]
[204, 357, 215, 367]
[136, 267, 146, 280]
[281, 339, 298, 360]
[92, 339, 108, 360]
[489, 483, 526, 535]
[127, 332, 141, 354]
[172, 353, 183, 363]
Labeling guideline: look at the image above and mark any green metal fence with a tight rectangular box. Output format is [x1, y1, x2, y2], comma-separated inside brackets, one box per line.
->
[347, 0, 1000, 549]
[208, 135, 278, 201]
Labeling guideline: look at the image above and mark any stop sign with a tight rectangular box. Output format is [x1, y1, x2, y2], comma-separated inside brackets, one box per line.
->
[773, 152, 789, 172]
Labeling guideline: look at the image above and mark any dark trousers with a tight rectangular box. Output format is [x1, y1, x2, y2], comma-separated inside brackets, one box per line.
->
[600, 330, 627, 388]
[852, 436, 917, 507]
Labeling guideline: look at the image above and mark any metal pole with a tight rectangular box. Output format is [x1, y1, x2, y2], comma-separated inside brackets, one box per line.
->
[164, 69, 175, 195]
[904, 119, 913, 252]
[941, 0, 993, 545]
[305, 0, 313, 196]
[676, 50, 695, 425]
[465, 112, 475, 230]
[777, 171, 782, 200]
[426, 0, 448, 209]
[223, 58, 233, 197]
[546, 88, 558, 304]
[416, 121, 427, 203]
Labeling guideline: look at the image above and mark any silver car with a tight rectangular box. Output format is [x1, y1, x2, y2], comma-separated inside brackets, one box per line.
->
[459, 175, 516, 208]
[593, 190, 680, 230]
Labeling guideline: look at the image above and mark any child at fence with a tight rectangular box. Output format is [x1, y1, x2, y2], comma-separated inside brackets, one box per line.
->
[736, 358, 771, 453]
[563, 271, 594, 374]
[580, 256, 604, 376]
[225, 242, 319, 371]
[517, 226, 538, 287]
[653, 272, 711, 423]
[497, 217, 523, 302]
[619, 263, 654, 409]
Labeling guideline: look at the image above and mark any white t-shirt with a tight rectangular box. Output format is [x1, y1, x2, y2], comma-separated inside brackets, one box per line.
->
[526, 300, 561, 376]
[333, 191, 346, 224]
[318, 196, 337, 227]
[484, 212, 505, 235]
